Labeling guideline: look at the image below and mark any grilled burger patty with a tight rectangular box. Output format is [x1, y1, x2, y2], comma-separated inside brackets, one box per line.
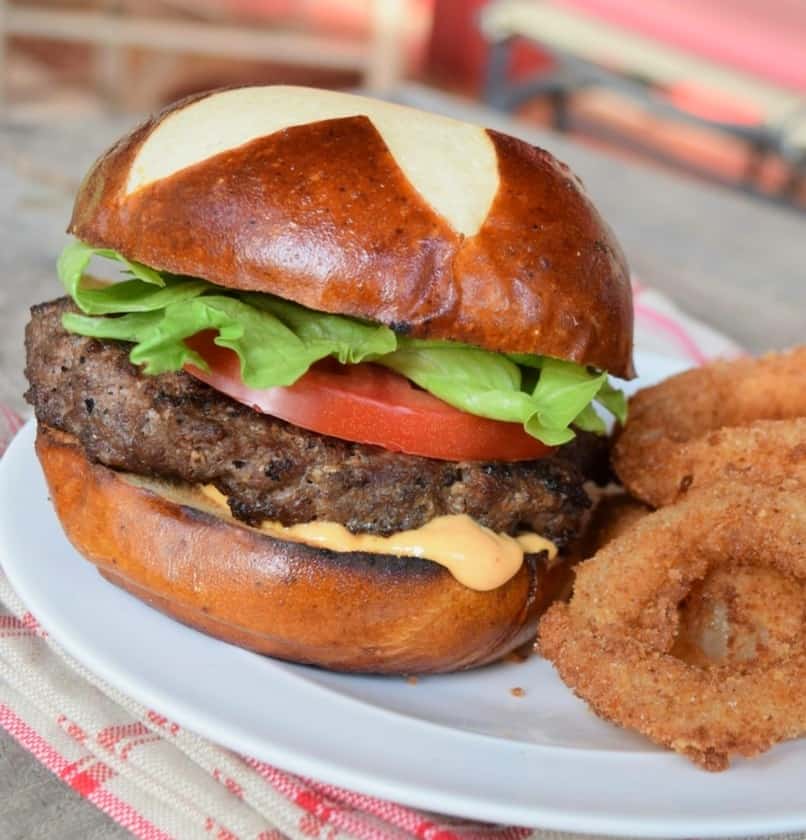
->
[25, 298, 601, 543]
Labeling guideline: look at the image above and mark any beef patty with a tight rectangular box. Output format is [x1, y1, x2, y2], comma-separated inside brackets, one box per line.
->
[25, 298, 602, 543]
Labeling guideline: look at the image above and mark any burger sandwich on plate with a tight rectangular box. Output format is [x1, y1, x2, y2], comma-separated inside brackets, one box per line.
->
[24, 86, 633, 674]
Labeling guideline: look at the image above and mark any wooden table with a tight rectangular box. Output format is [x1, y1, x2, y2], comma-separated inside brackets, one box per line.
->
[0, 84, 803, 838]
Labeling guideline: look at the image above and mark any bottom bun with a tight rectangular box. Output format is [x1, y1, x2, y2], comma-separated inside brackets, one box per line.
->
[36, 424, 571, 674]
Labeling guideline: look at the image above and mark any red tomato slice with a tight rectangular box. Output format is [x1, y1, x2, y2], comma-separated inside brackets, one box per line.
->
[184, 331, 553, 462]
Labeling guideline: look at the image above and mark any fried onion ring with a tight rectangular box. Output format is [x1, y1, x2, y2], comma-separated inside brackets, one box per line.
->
[538, 483, 806, 771]
[613, 348, 806, 507]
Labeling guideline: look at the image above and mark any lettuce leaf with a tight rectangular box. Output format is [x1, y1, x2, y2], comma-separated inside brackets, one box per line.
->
[57, 239, 209, 314]
[378, 342, 623, 445]
[378, 340, 524, 414]
[572, 403, 607, 435]
[243, 293, 396, 365]
[58, 244, 396, 385]
[57, 241, 627, 446]
[530, 358, 606, 434]
[595, 379, 628, 426]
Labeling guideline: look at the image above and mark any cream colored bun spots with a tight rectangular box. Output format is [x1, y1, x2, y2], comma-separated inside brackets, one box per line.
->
[127, 86, 498, 237]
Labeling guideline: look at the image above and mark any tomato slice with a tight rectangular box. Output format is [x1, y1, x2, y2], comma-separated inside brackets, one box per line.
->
[184, 331, 553, 462]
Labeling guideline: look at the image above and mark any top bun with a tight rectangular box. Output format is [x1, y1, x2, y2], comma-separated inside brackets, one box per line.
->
[70, 86, 634, 377]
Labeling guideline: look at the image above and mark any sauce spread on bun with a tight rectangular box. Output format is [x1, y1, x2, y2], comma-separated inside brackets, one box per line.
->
[200, 484, 558, 591]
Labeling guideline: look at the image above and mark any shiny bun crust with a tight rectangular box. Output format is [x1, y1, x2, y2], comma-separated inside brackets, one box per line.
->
[69, 86, 634, 377]
[36, 425, 571, 674]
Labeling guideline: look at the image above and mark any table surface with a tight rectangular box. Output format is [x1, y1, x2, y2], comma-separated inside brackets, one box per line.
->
[0, 83, 803, 838]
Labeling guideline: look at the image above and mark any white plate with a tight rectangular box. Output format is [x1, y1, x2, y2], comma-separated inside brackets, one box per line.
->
[3, 350, 806, 838]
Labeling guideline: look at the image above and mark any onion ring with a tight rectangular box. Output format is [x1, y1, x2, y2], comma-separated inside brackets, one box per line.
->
[613, 348, 806, 507]
[538, 483, 806, 771]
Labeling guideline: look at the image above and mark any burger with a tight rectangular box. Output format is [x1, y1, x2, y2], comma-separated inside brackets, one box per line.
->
[24, 86, 634, 674]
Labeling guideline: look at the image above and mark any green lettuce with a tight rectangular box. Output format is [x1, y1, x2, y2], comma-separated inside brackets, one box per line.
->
[57, 239, 205, 313]
[58, 241, 397, 385]
[57, 241, 626, 446]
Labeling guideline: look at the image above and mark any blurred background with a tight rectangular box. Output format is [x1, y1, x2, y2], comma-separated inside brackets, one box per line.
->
[1, 0, 804, 210]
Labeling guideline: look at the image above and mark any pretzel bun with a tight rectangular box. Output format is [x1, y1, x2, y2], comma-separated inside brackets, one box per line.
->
[70, 86, 634, 377]
[36, 425, 571, 674]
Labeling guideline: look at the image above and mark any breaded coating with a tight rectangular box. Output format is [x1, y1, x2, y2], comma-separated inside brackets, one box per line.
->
[613, 348, 806, 507]
[539, 484, 806, 771]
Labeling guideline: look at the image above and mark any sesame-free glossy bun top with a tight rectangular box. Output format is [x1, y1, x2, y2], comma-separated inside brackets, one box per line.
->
[69, 86, 634, 377]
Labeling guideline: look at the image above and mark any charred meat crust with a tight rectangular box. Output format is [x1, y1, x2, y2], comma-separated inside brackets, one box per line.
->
[25, 298, 600, 542]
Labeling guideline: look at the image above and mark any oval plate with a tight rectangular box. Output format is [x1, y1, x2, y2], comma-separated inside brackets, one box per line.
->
[3, 351, 806, 837]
